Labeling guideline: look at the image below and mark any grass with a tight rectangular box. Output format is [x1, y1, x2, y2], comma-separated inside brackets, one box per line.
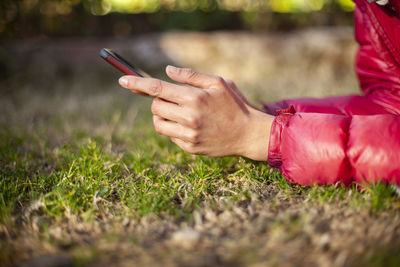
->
[1, 78, 400, 266]
[0, 127, 269, 221]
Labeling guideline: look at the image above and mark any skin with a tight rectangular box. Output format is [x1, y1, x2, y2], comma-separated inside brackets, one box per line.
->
[119, 65, 274, 161]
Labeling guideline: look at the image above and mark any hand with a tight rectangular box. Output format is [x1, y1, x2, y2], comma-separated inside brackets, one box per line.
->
[119, 66, 274, 161]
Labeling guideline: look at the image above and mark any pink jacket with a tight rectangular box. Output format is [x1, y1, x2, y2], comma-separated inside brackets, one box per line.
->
[263, 0, 400, 185]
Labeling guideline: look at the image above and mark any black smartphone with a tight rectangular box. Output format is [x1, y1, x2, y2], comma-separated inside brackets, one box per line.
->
[99, 48, 149, 77]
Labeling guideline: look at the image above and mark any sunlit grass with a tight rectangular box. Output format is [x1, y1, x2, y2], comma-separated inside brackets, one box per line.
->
[1, 107, 398, 224]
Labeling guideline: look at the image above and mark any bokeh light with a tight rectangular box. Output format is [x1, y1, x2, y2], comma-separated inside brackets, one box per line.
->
[1, 0, 356, 16]
[0, 0, 355, 38]
[98, 0, 355, 13]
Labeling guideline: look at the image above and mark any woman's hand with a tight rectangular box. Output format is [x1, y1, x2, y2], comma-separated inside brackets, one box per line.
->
[119, 66, 274, 161]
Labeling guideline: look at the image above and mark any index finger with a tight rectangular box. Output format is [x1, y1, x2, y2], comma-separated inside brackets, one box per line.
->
[119, 76, 196, 104]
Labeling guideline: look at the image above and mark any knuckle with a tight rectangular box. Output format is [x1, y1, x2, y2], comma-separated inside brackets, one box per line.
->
[188, 131, 200, 143]
[187, 114, 201, 129]
[190, 91, 207, 106]
[148, 79, 162, 97]
[183, 68, 197, 80]
[225, 79, 234, 87]
[214, 76, 226, 88]
[186, 94, 198, 104]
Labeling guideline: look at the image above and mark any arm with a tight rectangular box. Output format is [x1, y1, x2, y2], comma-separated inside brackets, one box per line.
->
[268, 110, 400, 185]
[266, 2, 400, 185]
[119, 66, 274, 161]
[263, 4, 400, 117]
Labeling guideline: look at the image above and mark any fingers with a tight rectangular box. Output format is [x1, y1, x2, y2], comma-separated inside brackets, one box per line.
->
[166, 65, 227, 90]
[170, 137, 203, 155]
[151, 98, 186, 125]
[119, 76, 196, 104]
[151, 98, 203, 128]
[153, 115, 200, 144]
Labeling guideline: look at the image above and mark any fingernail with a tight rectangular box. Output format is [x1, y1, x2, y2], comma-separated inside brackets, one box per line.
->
[119, 77, 128, 87]
[167, 65, 178, 73]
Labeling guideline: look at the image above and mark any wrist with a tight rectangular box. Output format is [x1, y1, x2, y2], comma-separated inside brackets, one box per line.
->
[239, 108, 274, 161]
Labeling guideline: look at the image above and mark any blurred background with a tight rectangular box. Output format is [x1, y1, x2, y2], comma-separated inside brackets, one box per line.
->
[0, 0, 360, 143]
[4, 3, 400, 266]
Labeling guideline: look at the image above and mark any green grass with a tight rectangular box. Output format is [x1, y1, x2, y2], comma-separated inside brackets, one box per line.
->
[1, 89, 400, 266]
[0, 127, 269, 221]
[3, 127, 398, 223]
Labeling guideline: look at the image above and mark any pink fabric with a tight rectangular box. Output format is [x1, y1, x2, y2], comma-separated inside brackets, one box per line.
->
[348, 115, 400, 184]
[267, 106, 295, 168]
[263, 0, 400, 185]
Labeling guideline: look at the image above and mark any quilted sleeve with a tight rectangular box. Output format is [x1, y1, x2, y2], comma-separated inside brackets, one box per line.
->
[268, 110, 400, 185]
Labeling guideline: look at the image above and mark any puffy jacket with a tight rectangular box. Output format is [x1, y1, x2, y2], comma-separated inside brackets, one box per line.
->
[263, 0, 400, 185]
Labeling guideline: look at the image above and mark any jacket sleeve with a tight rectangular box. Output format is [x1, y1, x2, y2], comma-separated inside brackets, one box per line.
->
[264, 4, 400, 185]
[267, 110, 400, 185]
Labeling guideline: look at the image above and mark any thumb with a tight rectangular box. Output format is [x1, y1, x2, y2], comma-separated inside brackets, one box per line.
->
[166, 65, 226, 90]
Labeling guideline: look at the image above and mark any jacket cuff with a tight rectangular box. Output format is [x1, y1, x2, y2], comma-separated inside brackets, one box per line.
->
[267, 106, 295, 168]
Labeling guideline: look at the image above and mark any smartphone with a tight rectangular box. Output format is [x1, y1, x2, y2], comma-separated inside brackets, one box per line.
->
[99, 48, 149, 77]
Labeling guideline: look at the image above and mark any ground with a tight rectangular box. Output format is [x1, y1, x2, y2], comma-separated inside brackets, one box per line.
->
[1, 31, 400, 266]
